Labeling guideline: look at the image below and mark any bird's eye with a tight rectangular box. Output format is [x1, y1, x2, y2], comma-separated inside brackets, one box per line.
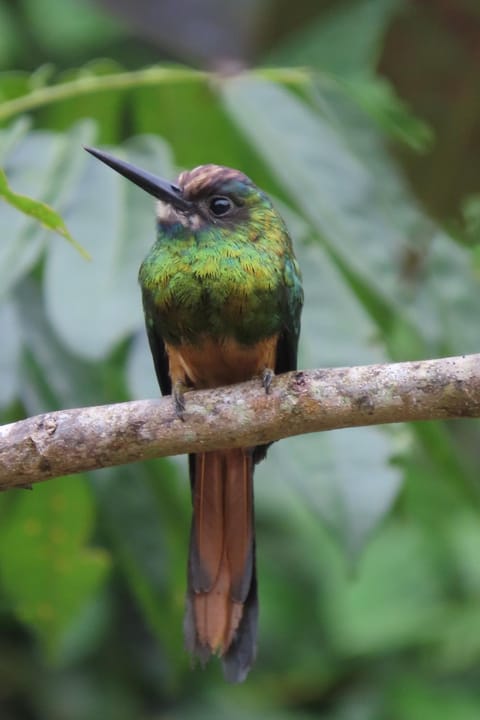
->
[209, 196, 234, 217]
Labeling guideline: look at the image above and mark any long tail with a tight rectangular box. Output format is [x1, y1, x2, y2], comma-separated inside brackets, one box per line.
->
[184, 448, 257, 683]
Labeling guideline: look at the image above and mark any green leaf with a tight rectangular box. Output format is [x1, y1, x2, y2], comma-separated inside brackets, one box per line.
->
[462, 193, 480, 243]
[38, 60, 127, 144]
[0, 167, 89, 258]
[0, 65, 207, 125]
[131, 78, 273, 183]
[340, 76, 433, 152]
[0, 476, 110, 657]
[0, 298, 21, 408]
[0, 1, 23, 69]
[0, 70, 30, 107]
[16, 279, 104, 412]
[22, 0, 124, 55]
[269, 0, 402, 74]
[295, 238, 387, 369]
[127, 330, 158, 400]
[274, 428, 403, 560]
[327, 522, 445, 655]
[260, 426, 403, 560]
[44, 134, 174, 359]
[0, 116, 31, 157]
[0, 122, 93, 300]
[389, 677, 480, 720]
[90, 461, 190, 678]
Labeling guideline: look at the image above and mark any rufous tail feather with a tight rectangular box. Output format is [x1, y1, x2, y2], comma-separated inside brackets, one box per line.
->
[184, 448, 258, 682]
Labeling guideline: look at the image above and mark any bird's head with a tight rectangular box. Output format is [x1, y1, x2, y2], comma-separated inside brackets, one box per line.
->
[84, 147, 286, 240]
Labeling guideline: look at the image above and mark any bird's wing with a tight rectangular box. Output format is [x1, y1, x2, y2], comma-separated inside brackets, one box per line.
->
[275, 254, 303, 375]
[253, 254, 303, 466]
[142, 295, 171, 396]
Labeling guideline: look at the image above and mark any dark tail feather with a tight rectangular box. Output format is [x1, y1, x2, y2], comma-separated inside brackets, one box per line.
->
[221, 547, 258, 683]
[184, 449, 257, 682]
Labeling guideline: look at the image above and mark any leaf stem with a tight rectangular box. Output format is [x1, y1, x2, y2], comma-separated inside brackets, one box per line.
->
[0, 66, 309, 122]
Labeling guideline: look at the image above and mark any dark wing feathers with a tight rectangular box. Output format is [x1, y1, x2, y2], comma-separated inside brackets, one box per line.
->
[253, 260, 302, 465]
[142, 295, 171, 397]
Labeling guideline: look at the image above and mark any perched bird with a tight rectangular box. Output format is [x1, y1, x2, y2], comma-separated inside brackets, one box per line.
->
[85, 146, 303, 682]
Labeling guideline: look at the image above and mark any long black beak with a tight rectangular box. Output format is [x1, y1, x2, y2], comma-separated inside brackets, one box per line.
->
[84, 146, 192, 212]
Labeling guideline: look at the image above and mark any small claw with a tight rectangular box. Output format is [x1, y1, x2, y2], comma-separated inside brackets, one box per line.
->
[173, 381, 186, 420]
[261, 367, 274, 395]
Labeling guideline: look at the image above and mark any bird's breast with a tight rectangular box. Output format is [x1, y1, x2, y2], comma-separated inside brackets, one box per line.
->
[142, 242, 285, 346]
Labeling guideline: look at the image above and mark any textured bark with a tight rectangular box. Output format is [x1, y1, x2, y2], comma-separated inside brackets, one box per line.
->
[1, 353, 479, 489]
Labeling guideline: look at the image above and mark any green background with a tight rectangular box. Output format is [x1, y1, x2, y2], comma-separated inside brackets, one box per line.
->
[1, 0, 480, 717]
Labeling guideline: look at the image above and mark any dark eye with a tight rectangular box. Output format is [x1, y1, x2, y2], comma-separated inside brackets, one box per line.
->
[209, 196, 234, 217]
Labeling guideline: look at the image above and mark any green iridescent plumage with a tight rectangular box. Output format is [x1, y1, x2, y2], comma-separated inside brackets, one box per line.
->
[139, 171, 303, 349]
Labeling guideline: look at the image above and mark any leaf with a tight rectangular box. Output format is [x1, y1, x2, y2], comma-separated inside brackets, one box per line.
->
[15, 279, 104, 412]
[0, 298, 21, 408]
[271, 427, 402, 560]
[44, 134, 175, 359]
[269, 0, 402, 74]
[39, 60, 127, 144]
[418, 229, 480, 355]
[0, 70, 32, 119]
[127, 330, 159, 400]
[90, 461, 190, 676]
[461, 193, 480, 243]
[328, 522, 445, 655]
[390, 677, 480, 720]
[295, 239, 387, 369]
[0, 116, 31, 157]
[22, 0, 124, 55]
[0, 65, 206, 125]
[0, 122, 95, 301]
[131, 78, 273, 186]
[0, 167, 88, 258]
[0, 476, 110, 657]
[0, 121, 89, 259]
[340, 76, 433, 152]
[0, 1, 23, 69]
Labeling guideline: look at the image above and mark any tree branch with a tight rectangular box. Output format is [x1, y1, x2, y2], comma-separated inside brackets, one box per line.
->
[1, 353, 479, 490]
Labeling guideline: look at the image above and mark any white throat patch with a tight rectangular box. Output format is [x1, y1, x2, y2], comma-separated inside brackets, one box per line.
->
[156, 200, 202, 230]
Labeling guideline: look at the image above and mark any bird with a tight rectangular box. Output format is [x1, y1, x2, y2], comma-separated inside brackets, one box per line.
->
[85, 146, 303, 682]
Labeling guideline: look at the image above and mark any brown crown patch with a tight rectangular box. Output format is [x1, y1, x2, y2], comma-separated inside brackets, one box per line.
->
[177, 165, 252, 200]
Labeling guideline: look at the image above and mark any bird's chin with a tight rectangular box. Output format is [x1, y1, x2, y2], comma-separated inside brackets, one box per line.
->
[156, 200, 179, 224]
[156, 201, 203, 230]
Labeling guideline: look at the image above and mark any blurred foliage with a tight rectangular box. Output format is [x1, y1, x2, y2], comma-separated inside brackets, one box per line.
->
[1, 0, 480, 718]
[0, 164, 89, 258]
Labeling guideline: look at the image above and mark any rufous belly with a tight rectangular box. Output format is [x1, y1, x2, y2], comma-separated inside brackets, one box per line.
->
[164, 335, 278, 389]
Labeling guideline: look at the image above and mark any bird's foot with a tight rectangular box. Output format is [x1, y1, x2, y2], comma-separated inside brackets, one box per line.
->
[261, 367, 274, 395]
[173, 381, 187, 420]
